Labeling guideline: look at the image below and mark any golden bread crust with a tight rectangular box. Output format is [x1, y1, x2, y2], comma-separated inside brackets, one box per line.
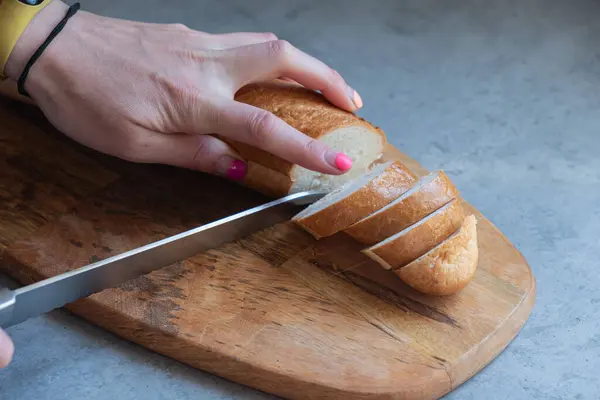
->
[344, 170, 458, 244]
[226, 80, 386, 176]
[292, 161, 417, 239]
[396, 215, 478, 295]
[240, 161, 293, 198]
[363, 198, 467, 270]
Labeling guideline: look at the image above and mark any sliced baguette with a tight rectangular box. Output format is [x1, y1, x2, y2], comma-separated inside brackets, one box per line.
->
[227, 80, 387, 197]
[344, 170, 458, 245]
[362, 198, 467, 270]
[242, 161, 294, 198]
[396, 215, 478, 296]
[292, 160, 417, 239]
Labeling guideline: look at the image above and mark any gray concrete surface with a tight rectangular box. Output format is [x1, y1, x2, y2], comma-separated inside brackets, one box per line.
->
[2, 0, 600, 398]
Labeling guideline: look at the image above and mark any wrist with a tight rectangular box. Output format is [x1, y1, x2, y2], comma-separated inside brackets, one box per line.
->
[4, 0, 68, 81]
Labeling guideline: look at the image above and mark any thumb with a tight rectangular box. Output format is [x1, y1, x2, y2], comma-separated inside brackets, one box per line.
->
[0, 328, 14, 368]
[141, 131, 248, 180]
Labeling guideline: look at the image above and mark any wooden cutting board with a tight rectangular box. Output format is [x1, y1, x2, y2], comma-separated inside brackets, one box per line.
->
[0, 97, 535, 400]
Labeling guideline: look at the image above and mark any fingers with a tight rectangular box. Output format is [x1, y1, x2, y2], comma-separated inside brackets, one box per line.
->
[0, 328, 14, 369]
[206, 100, 353, 175]
[220, 40, 363, 112]
[127, 129, 248, 180]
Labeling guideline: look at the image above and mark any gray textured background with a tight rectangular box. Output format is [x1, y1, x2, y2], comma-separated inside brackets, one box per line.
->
[2, 0, 600, 399]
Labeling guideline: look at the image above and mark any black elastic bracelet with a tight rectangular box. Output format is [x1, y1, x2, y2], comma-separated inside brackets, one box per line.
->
[17, 2, 81, 98]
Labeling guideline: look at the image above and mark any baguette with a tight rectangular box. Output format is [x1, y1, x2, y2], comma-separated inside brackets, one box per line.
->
[396, 215, 478, 295]
[292, 160, 417, 239]
[1, 79, 387, 199]
[344, 170, 458, 245]
[362, 198, 467, 270]
[228, 80, 387, 197]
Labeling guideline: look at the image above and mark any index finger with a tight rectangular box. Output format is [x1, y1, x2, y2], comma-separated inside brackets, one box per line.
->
[210, 99, 353, 175]
[220, 40, 363, 112]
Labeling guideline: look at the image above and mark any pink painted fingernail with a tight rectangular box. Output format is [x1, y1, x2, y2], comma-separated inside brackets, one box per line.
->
[227, 159, 247, 181]
[349, 87, 363, 109]
[333, 152, 353, 172]
[218, 156, 247, 181]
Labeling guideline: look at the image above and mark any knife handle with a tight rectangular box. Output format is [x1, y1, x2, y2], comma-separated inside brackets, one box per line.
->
[0, 289, 16, 329]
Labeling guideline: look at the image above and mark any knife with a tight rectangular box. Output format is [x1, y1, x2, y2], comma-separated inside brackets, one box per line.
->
[0, 190, 325, 329]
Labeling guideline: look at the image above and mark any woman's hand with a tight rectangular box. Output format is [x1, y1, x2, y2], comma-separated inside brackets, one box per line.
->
[0, 328, 14, 368]
[4, 0, 363, 180]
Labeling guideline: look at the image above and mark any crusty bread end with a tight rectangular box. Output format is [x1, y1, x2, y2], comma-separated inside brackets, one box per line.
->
[395, 215, 478, 296]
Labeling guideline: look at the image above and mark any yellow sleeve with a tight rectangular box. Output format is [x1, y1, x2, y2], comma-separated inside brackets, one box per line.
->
[0, 0, 50, 79]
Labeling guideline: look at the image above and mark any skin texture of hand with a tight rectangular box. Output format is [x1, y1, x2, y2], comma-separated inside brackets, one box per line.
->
[4, 0, 363, 180]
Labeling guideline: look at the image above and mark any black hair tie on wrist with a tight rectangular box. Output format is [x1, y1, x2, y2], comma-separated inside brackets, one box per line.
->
[17, 2, 81, 98]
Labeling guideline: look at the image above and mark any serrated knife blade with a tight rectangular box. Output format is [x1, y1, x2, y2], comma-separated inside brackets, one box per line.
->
[0, 190, 325, 329]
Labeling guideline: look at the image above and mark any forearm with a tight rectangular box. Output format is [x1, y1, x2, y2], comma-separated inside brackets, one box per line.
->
[0, 0, 70, 104]
[3, 0, 68, 81]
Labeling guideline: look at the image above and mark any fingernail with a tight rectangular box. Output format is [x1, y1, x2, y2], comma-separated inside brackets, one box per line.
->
[348, 87, 363, 109]
[327, 152, 353, 172]
[228, 159, 247, 180]
[218, 156, 247, 181]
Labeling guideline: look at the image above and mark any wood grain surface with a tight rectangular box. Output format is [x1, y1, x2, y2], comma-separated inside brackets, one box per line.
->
[0, 96, 535, 400]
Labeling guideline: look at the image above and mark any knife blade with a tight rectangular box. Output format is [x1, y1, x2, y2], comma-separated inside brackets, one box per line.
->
[0, 190, 325, 329]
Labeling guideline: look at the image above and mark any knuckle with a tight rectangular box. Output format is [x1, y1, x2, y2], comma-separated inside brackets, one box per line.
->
[169, 23, 190, 32]
[167, 23, 206, 43]
[267, 39, 294, 63]
[262, 32, 278, 41]
[160, 75, 199, 102]
[191, 137, 213, 163]
[247, 110, 277, 142]
[302, 138, 324, 157]
[173, 84, 197, 103]
[205, 103, 224, 129]
[178, 48, 209, 63]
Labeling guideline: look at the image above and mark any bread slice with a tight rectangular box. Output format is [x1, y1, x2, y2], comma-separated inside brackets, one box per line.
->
[292, 160, 417, 239]
[362, 198, 467, 270]
[227, 80, 387, 197]
[344, 170, 458, 245]
[396, 215, 478, 296]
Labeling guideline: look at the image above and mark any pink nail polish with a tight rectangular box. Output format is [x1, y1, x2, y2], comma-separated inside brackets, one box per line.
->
[227, 160, 247, 181]
[334, 153, 353, 171]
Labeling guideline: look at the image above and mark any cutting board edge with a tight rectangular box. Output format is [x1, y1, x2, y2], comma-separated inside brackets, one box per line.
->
[57, 251, 536, 400]
[61, 297, 453, 400]
[448, 269, 535, 391]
